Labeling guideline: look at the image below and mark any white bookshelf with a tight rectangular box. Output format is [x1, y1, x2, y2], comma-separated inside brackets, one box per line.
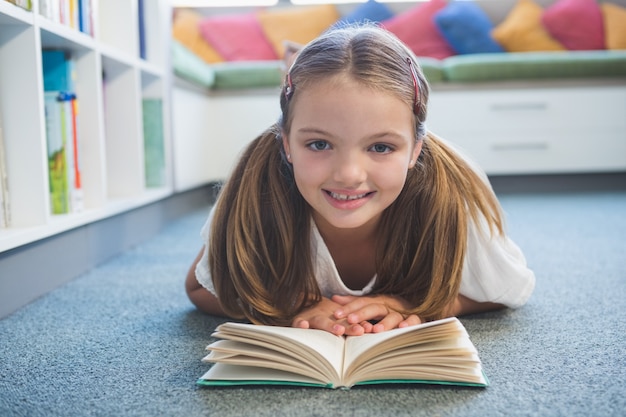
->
[0, 0, 173, 253]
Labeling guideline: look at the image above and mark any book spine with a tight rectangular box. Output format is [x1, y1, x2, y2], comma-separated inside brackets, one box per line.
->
[69, 94, 83, 212]
[137, 0, 146, 59]
[82, 0, 93, 37]
[38, 0, 51, 19]
[41, 0, 61, 24]
[6, 0, 32, 11]
[57, 92, 83, 213]
[142, 99, 166, 187]
[70, 0, 78, 30]
[44, 92, 69, 215]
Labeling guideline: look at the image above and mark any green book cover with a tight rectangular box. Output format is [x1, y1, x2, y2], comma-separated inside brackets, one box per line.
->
[142, 99, 165, 187]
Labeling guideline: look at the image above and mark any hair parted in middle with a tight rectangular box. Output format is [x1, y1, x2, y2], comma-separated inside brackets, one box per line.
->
[208, 24, 504, 326]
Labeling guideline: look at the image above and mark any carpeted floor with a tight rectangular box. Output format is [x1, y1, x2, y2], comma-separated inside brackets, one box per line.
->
[1, 186, 625, 417]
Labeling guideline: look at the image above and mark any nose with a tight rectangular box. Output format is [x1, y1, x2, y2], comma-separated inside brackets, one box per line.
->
[332, 150, 367, 186]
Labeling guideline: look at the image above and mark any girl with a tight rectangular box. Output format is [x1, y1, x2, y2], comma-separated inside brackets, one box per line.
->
[185, 24, 535, 337]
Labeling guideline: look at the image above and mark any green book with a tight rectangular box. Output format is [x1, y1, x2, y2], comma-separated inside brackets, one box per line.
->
[198, 317, 488, 390]
[44, 91, 69, 215]
[142, 99, 165, 188]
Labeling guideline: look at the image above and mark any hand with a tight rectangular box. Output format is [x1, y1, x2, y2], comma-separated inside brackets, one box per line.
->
[332, 294, 422, 333]
[291, 297, 373, 336]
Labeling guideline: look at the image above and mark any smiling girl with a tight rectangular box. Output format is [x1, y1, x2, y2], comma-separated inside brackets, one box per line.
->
[185, 25, 535, 336]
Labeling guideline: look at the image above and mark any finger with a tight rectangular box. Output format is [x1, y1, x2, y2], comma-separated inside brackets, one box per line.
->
[331, 295, 361, 319]
[372, 311, 406, 333]
[345, 303, 391, 325]
[291, 318, 310, 329]
[343, 323, 366, 336]
[334, 297, 384, 321]
[360, 320, 374, 333]
[398, 314, 422, 328]
[307, 315, 346, 336]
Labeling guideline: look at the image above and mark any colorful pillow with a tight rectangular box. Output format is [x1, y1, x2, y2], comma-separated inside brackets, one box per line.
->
[257, 5, 340, 58]
[383, 0, 455, 60]
[602, 2, 626, 50]
[171, 9, 224, 64]
[337, 0, 394, 26]
[198, 13, 278, 61]
[542, 0, 605, 50]
[433, 2, 504, 55]
[491, 0, 566, 52]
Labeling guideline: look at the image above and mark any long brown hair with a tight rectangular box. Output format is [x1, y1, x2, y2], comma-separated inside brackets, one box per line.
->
[209, 25, 503, 324]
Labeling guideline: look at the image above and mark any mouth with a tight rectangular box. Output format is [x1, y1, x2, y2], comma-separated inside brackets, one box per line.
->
[326, 191, 372, 201]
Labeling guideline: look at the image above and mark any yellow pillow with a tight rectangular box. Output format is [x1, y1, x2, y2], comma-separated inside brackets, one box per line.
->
[257, 5, 340, 58]
[602, 2, 626, 50]
[491, 0, 565, 52]
[172, 9, 224, 64]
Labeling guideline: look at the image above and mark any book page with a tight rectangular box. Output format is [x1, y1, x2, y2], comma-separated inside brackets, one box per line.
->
[199, 363, 331, 387]
[203, 340, 331, 382]
[342, 317, 459, 373]
[212, 323, 346, 382]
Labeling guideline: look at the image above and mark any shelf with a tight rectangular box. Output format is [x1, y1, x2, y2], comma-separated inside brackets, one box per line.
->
[0, 1, 33, 25]
[0, 187, 171, 253]
[0, 0, 173, 252]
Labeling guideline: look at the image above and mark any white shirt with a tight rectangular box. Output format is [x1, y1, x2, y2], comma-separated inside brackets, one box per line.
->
[195, 205, 535, 309]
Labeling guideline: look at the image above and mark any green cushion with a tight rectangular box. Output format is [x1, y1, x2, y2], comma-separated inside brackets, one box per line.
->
[211, 61, 284, 90]
[443, 50, 626, 82]
[416, 56, 445, 84]
[171, 40, 216, 88]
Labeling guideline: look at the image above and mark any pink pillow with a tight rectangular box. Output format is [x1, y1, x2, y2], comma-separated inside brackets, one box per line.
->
[198, 13, 278, 61]
[541, 0, 605, 50]
[382, 0, 455, 60]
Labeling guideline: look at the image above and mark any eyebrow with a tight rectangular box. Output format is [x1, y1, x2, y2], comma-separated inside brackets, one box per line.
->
[295, 127, 407, 141]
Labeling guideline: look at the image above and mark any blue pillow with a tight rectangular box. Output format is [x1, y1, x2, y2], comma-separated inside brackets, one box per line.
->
[338, 0, 394, 25]
[434, 2, 504, 55]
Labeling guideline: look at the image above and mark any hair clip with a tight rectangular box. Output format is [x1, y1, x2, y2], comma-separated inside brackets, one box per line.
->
[284, 73, 293, 100]
[407, 58, 421, 115]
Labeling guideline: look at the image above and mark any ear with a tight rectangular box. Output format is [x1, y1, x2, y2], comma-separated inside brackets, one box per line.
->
[281, 130, 291, 161]
[409, 140, 423, 168]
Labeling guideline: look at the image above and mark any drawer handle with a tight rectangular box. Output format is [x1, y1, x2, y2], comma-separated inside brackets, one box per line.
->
[491, 142, 549, 151]
[490, 103, 548, 111]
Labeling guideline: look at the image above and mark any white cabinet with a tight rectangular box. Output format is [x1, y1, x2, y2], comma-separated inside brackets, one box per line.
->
[427, 84, 626, 175]
[0, 0, 172, 252]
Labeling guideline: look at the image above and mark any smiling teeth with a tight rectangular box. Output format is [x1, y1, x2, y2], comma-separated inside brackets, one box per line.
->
[329, 192, 368, 201]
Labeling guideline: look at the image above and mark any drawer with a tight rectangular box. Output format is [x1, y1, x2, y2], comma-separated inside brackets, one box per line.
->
[444, 126, 626, 175]
[428, 86, 626, 133]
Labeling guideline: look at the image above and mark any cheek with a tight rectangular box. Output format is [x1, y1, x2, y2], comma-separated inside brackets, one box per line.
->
[379, 166, 410, 193]
[291, 158, 323, 191]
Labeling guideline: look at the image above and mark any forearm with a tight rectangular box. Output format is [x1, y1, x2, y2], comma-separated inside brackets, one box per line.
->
[447, 294, 505, 317]
[185, 248, 228, 317]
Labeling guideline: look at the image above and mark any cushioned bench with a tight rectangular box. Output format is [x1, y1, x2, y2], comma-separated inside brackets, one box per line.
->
[169, 0, 626, 191]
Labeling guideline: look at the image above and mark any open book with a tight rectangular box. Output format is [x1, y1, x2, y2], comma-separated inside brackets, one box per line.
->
[197, 317, 488, 389]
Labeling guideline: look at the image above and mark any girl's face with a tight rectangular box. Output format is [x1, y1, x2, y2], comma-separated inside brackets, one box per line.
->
[283, 76, 421, 234]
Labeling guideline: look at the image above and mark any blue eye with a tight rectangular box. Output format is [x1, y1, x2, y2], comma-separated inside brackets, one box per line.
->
[370, 143, 392, 154]
[307, 140, 330, 151]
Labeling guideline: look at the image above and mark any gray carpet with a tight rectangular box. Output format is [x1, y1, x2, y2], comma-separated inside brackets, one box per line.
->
[1, 185, 625, 417]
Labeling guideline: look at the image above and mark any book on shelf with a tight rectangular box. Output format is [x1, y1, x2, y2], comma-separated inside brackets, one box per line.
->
[42, 50, 83, 214]
[142, 99, 166, 188]
[198, 317, 489, 390]
[0, 106, 9, 228]
[38, 0, 93, 36]
[44, 91, 69, 215]
[138, 0, 147, 59]
[5, 0, 32, 11]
